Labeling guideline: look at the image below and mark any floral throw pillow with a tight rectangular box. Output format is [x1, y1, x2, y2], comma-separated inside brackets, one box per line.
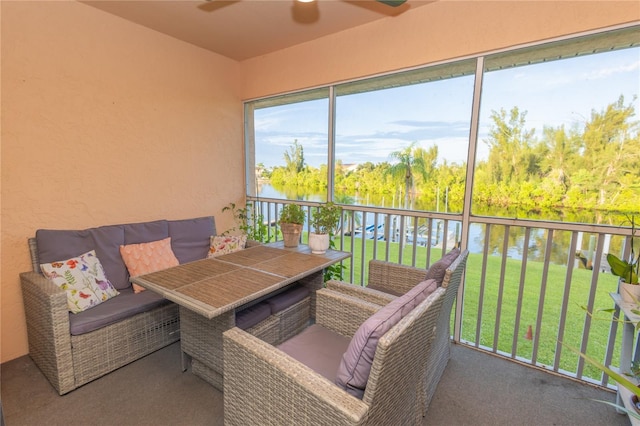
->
[207, 235, 247, 259]
[41, 250, 120, 314]
[119, 237, 180, 293]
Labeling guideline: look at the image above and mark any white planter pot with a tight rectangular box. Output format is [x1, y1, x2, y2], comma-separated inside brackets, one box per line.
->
[308, 232, 330, 254]
[619, 281, 640, 303]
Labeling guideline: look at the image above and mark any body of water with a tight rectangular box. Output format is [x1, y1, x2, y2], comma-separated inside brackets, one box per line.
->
[256, 183, 626, 268]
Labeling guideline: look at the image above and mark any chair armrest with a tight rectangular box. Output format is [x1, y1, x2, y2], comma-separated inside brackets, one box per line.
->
[325, 280, 396, 306]
[367, 260, 426, 295]
[246, 239, 263, 248]
[315, 288, 381, 338]
[20, 271, 74, 394]
[223, 328, 368, 426]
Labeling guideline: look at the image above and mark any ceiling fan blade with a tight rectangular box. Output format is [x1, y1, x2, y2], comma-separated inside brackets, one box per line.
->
[376, 0, 407, 6]
[198, 0, 239, 13]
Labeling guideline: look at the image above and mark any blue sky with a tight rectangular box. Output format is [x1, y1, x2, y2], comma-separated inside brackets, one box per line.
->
[254, 47, 640, 169]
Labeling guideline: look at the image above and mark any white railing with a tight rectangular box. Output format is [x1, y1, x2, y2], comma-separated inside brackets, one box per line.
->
[247, 196, 638, 389]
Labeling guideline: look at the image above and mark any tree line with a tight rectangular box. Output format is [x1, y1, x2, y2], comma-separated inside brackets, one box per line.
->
[264, 96, 639, 216]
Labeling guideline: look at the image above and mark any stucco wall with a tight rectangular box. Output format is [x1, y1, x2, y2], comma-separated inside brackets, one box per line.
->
[1, 1, 244, 362]
[241, 1, 639, 99]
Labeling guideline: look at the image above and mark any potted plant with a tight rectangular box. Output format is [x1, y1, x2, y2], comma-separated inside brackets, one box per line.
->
[279, 203, 305, 247]
[607, 216, 639, 303]
[309, 202, 342, 254]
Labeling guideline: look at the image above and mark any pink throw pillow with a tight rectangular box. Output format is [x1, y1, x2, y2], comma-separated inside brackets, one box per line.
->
[120, 237, 179, 293]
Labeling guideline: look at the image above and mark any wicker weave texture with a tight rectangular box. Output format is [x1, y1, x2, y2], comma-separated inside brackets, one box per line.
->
[223, 287, 446, 425]
[273, 297, 311, 344]
[422, 250, 469, 413]
[20, 271, 75, 394]
[73, 304, 179, 385]
[180, 306, 233, 384]
[325, 280, 397, 306]
[368, 260, 427, 295]
[246, 315, 280, 346]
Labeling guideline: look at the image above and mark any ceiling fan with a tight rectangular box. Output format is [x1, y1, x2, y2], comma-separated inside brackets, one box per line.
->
[200, 0, 410, 24]
[205, 0, 407, 7]
[201, 0, 408, 12]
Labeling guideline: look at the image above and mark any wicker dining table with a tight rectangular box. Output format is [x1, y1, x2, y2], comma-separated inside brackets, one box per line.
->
[131, 241, 350, 390]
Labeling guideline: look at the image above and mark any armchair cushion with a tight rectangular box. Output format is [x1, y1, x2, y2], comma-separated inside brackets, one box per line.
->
[425, 247, 460, 286]
[278, 324, 351, 382]
[335, 278, 438, 398]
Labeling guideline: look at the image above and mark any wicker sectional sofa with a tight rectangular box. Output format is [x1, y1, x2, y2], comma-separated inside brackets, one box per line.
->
[20, 216, 218, 395]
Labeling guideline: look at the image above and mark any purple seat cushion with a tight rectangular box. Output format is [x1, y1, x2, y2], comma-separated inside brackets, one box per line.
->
[236, 302, 271, 330]
[335, 278, 438, 399]
[266, 285, 310, 314]
[425, 247, 460, 286]
[36, 225, 130, 290]
[168, 217, 216, 264]
[69, 288, 171, 335]
[278, 324, 351, 381]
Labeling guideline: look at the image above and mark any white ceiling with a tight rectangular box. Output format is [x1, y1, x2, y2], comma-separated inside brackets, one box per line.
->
[82, 0, 434, 61]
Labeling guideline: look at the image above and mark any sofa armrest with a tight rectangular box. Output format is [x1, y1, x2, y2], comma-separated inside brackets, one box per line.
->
[223, 327, 368, 426]
[325, 280, 396, 306]
[367, 260, 426, 296]
[20, 271, 75, 394]
[315, 288, 381, 338]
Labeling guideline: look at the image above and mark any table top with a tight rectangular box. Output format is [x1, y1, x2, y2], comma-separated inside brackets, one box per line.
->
[132, 243, 350, 319]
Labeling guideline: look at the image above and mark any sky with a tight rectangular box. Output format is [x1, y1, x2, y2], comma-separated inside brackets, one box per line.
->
[254, 47, 640, 169]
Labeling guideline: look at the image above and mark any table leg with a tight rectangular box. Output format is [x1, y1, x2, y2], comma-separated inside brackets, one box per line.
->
[298, 270, 324, 319]
[179, 306, 234, 390]
[181, 351, 189, 372]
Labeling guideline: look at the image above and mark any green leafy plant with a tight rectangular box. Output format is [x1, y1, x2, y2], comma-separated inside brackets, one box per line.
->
[279, 203, 305, 225]
[310, 202, 342, 235]
[222, 202, 272, 243]
[607, 216, 639, 284]
[323, 239, 346, 282]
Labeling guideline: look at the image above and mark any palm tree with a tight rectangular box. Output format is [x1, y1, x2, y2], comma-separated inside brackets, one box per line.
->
[386, 142, 433, 210]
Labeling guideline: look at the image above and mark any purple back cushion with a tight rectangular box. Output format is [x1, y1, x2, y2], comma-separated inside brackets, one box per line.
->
[335, 278, 438, 399]
[425, 247, 460, 286]
[168, 217, 216, 263]
[123, 220, 169, 244]
[36, 225, 130, 290]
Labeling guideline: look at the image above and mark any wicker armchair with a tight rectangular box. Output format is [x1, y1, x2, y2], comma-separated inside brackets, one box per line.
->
[223, 286, 446, 426]
[326, 250, 469, 414]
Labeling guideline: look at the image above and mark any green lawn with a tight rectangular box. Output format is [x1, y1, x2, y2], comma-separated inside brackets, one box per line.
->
[325, 234, 623, 382]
